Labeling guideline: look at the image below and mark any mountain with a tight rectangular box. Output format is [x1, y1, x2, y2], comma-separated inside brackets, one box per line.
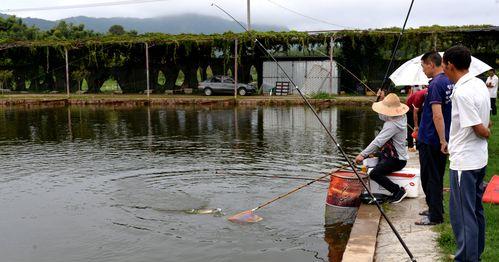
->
[0, 13, 287, 34]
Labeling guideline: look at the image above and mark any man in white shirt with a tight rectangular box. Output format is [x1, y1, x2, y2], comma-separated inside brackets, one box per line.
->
[443, 46, 491, 262]
[486, 69, 498, 115]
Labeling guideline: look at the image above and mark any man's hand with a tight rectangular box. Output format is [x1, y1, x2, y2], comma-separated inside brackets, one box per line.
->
[472, 124, 491, 139]
[440, 140, 448, 155]
[376, 89, 385, 100]
[355, 154, 365, 164]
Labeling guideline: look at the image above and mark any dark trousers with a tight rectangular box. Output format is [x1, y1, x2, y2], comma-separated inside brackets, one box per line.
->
[419, 143, 446, 223]
[406, 111, 414, 148]
[370, 157, 407, 194]
[491, 98, 497, 116]
[449, 168, 486, 262]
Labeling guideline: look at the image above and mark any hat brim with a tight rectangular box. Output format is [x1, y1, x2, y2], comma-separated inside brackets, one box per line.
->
[372, 102, 409, 116]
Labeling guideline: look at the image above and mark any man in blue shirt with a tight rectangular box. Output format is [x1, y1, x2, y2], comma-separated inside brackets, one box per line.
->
[415, 51, 454, 225]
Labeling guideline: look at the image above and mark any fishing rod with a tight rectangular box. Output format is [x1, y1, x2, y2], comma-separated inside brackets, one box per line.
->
[211, 3, 416, 261]
[377, 0, 416, 102]
[215, 171, 330, 183]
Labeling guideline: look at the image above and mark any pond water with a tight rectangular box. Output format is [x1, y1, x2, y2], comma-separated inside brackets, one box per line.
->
[0, 105, 380, 262]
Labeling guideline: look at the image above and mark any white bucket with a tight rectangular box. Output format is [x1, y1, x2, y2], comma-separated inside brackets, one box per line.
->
[366, 168, 420, 198]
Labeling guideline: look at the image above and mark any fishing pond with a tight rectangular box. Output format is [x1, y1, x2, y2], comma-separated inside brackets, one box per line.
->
[0, 105, 380, 262]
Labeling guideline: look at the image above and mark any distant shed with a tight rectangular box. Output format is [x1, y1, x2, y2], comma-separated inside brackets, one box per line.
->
[262, 59, 339, 95]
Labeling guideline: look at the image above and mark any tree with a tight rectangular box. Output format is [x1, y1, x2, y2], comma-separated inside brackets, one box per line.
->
[71, 69, 90, 92]
[108, 25, 125, 36]
[0, 16, 42, 41]
[0, 70, 13, 90]
[47, 21, 97, 39]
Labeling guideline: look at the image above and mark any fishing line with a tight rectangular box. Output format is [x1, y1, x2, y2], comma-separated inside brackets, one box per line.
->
[315, 49, 376, 94]
[211, 3, 416, 261]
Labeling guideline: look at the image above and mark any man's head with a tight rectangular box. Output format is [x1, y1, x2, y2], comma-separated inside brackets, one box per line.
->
[442, 46, 471, 83]
[420, 51, 442, 78]
[488, 69, 496, 77]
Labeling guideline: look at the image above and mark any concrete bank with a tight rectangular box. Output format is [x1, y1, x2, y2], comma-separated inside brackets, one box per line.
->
[343, 151, 441, 261]
[0, 94, 377, 107]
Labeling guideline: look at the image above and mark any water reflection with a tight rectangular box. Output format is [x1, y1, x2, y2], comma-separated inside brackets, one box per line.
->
[324, 224, 353, 261]
[0, 105, 380, 262]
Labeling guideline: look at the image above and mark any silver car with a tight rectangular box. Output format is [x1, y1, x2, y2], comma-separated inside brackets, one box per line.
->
[198, 76, 256, 96]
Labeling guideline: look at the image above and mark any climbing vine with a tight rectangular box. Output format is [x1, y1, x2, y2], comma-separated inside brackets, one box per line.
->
[0, 25, 497, 93]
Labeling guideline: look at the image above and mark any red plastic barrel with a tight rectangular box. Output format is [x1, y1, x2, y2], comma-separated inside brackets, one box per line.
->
[326, 171, 368, 208]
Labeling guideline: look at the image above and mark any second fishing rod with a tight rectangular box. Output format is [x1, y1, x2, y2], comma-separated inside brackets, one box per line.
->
[211, 3, 416, 262]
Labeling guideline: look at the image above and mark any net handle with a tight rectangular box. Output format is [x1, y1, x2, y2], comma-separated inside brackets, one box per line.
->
[252, 164, 351, 212]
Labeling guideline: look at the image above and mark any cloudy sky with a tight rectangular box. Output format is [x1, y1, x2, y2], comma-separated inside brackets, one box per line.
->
[1, 0, 498, 30]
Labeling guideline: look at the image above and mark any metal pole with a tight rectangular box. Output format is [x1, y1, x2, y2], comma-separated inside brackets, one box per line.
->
[247, 0, 251, 31]
[234, 39, 238, 98]
[329, 36, 334, 94]
[65, 47, 70, 98]
[145, 42, 150, 99]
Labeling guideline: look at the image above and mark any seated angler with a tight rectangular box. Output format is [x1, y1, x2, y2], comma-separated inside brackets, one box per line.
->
[355, 93, 409, 203]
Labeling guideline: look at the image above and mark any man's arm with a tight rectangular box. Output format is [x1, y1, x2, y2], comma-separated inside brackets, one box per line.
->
[413, 107, 420, 132]
[472, 124, 490, 139]
[431, 104, 448, 154]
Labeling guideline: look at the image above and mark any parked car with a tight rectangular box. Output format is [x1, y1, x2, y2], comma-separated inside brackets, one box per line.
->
[198, 76, 256, 96]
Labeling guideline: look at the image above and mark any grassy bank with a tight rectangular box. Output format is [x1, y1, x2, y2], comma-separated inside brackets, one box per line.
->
[436, 101, 499, 261]
[0, 93, 378, 107]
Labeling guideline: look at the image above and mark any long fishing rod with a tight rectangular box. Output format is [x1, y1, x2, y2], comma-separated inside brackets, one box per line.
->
[211, 3, 416, 261]
[377, 0, 416, 102]
[215, 171, 330, 183]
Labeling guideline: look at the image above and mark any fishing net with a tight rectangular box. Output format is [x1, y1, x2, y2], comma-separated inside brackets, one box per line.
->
[228, 210, 263, 223]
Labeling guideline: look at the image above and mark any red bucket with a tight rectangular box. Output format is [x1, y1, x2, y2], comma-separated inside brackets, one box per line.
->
[326, 171, 368, 208]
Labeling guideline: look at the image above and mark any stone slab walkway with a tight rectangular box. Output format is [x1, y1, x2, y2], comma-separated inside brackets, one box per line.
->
[343, 151, 442, 262]
[375, 151, 442, 262]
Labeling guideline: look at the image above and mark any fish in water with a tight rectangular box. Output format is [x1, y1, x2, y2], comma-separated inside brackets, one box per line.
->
[185, 208, 223, 217]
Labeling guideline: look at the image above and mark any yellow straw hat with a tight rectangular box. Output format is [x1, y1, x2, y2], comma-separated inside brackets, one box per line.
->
[372, 93, 409, 116]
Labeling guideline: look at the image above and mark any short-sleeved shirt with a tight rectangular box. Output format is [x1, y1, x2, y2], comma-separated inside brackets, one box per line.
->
[486, 75, 498, 98]
[418, 73, 454, 146]
[406, 89, 428, 111]
[449, 72, 490, 170]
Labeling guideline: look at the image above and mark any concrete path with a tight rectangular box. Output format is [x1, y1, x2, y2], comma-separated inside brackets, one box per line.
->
[374, 151, 442, 262]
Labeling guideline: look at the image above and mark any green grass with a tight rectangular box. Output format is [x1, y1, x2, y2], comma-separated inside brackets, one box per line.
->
[309, 92, 336, 99]
[436, 101, 499, 261]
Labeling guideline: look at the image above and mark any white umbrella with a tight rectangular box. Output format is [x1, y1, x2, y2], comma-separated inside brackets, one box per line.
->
[389, 52, 492, 86]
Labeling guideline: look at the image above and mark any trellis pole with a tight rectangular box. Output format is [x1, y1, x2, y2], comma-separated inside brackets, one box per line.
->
[329, 36, 334, 94]
[145, 42, 150, 99]
[65, 47, 70, 98]
[234, 39, 238, 99]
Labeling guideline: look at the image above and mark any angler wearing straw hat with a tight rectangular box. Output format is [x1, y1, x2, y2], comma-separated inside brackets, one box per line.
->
[355, 93, 409, 203]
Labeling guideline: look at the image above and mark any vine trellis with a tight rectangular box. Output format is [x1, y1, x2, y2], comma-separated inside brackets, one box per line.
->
[0, 28, 497, 93]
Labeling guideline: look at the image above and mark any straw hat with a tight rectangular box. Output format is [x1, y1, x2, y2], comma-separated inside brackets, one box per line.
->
[372, 93, 409, 116]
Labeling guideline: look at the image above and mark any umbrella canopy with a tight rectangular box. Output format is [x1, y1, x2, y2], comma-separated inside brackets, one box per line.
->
[389, 52, 492, 86]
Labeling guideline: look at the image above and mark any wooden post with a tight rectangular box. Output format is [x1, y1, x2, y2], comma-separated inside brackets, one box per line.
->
[65, 47, 70, 97]
[234, 39, 238, 98]
[145, 42, 150, 99]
